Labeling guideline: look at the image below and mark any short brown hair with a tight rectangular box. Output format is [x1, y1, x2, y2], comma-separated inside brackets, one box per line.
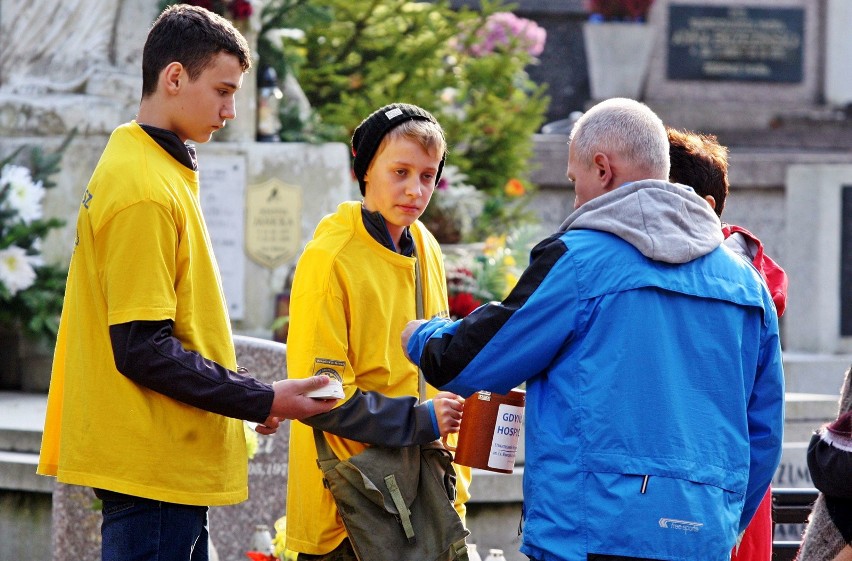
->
[667, 127, 729, 217]
[141, 4, 251, 98]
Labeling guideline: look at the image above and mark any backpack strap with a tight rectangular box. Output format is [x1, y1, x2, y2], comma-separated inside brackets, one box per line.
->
[413, 248, 426, 402]
[449, 538, 470, 561]
[384, 474, 415, 543]
[313, 428, 342, 478]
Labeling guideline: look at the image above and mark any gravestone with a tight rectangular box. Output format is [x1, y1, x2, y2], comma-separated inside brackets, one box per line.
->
[643, 0, 820, 132]
[784, 165, 852, 355]
[825, 0, 852, 106]
[208, 335, 291, 561]
[49, 335, 293, 561]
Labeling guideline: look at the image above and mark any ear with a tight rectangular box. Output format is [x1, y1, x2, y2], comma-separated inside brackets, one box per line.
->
[592, 152, 614, 189]
[704, 195, 717, 211]
[161, 62, 185, 95]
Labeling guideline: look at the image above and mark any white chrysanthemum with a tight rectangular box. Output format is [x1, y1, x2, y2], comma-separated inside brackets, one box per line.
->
[0, 245, 40, 296]
[0, 164, 45, 224]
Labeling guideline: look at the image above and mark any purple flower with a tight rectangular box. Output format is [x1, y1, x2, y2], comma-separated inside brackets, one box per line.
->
[462, 12, 547, 58]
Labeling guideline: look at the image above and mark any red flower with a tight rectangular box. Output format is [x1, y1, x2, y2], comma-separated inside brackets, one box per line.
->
[448, 292, 483, 319]
[245, 552, 277, 561]
[228, 0, 253, 20]
[585, 0, 654, 21]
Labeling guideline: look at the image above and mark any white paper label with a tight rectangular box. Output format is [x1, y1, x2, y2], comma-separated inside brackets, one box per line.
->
[488, 403, 524, 471]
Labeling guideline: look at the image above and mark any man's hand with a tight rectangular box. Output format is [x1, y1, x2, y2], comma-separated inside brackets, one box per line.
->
[254, 416, 281, 435]
[401, 319, 428, 362]
[433, 391, 464, 437]
[269, 377, 339, 420]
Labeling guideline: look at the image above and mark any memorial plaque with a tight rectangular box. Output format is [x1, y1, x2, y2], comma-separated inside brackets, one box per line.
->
[200, 156, 246, 320]
[667, 4, 804, 82]
[841, 186, 852, 336]
[245, 178, 302, 269]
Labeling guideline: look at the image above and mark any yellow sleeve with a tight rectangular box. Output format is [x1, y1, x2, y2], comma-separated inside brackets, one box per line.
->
[98, 201, 178, 325]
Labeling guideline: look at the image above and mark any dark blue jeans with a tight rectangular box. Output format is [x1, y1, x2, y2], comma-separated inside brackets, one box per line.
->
[101, 497, 209, 561]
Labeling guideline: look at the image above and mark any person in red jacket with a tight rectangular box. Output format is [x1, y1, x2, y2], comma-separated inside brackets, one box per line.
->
[668, 127, 787, 561]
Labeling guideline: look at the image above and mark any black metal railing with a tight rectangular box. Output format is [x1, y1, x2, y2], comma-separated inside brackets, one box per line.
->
[772, 487, 819, 561]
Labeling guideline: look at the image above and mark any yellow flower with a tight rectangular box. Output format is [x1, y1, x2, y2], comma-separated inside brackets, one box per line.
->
[504, 178, 525, 197]
[272, 516, 299, 560]
[483, 234, 506, 256]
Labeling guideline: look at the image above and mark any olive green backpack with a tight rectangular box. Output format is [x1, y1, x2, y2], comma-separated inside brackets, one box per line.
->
[313, 430, 470, 561]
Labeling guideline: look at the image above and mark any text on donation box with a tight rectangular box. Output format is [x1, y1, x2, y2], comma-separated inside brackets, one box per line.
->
[200, 156, 246, 320]
[489, 404, 524, 471]
[245, 178, 301, 269]
[667, 5, 804, 83]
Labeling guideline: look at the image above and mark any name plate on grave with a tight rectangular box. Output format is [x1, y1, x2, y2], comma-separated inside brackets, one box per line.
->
[667, 5, 804, 83]
[200, 156, 246, 320]
[245, 178, 302, 269]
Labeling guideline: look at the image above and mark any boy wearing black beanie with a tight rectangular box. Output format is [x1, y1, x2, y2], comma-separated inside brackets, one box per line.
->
[284, 103, 471, 560]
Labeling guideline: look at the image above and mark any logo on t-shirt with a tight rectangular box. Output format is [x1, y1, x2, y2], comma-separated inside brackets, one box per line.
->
[312, 358, 345, 384]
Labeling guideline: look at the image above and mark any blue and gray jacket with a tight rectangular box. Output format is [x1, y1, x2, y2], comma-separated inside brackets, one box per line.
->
[407, 180, 784, 561]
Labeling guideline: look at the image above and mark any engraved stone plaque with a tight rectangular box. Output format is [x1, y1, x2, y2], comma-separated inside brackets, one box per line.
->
[667, 4, 804, 82]
[245, 178, 301, 269]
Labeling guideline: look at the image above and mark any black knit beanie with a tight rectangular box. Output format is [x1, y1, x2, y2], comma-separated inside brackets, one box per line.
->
[351, 103, 446, 196]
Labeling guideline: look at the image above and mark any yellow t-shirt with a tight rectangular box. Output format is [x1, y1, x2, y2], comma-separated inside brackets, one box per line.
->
[37, 122, 248, 506]
[285, 201, 472, 554]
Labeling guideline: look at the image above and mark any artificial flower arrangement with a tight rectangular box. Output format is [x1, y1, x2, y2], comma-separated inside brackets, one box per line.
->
[585, 0, 655, 22]
[443, 226, 540, 320]
[0, 132, 75, 345]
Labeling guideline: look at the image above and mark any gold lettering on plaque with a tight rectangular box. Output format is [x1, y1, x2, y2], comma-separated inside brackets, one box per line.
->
[245, 178, 301, 269]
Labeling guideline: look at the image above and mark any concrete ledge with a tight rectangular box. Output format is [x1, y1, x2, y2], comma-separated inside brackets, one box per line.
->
[529, 135, 852, 190]
[783, 352, 852, 394]
[0, 451, 52, 493]
[468, 467, 524, 503]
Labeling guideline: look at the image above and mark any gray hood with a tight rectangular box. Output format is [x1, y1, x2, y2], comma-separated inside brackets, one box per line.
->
[558, 180, 723, 264]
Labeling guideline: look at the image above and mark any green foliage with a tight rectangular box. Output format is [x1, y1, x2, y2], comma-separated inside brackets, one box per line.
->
[258, 0, 550, 237]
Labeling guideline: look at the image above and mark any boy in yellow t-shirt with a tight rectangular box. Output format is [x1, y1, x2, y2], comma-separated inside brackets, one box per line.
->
[285, 103, 471, 560]
[37, 5, 336, 560]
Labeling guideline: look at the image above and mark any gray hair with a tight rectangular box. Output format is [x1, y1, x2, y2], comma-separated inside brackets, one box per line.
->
[568, 98, 670, 179]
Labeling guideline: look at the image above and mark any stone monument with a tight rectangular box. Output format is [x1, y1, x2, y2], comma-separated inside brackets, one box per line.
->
[643, 0, 821, 132]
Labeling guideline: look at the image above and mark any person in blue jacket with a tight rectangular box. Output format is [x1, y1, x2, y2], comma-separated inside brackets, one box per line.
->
[402, 97, 785, 561]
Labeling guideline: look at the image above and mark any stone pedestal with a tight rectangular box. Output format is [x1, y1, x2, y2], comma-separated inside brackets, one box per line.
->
[208, 335, 290, 561]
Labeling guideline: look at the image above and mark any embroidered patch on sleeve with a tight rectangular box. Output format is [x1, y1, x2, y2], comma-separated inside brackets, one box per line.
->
[312, 358, 345, 383]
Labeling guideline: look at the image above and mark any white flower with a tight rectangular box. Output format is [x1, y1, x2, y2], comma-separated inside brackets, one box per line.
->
[264, 27, 305, 44]
[1, 164, 45, 224]
[0, 245, 40, 296]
